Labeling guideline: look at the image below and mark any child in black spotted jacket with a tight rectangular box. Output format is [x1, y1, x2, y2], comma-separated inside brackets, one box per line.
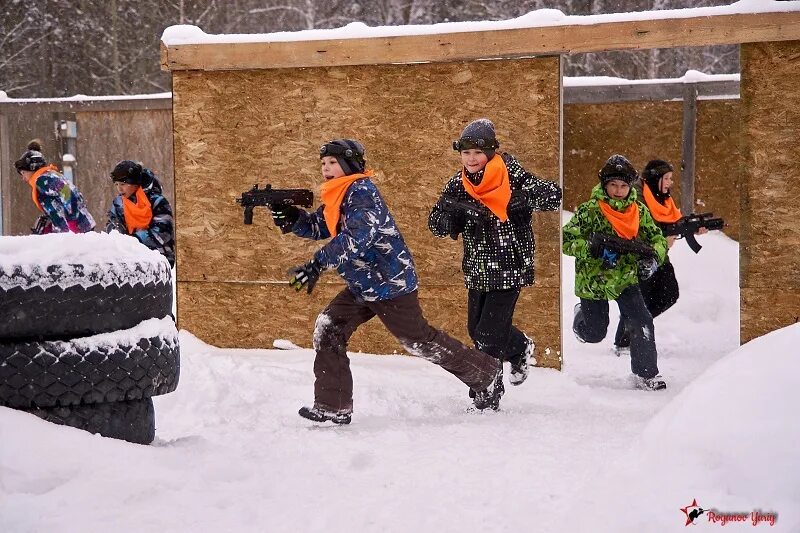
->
[428, 119, 562, 386]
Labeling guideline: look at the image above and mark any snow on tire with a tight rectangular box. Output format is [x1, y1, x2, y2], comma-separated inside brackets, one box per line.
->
[23, 397, 156, 445]
[0, 232, 172, 341]
[0, 317, 180, 409]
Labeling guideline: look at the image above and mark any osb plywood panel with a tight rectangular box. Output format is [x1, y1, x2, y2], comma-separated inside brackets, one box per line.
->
[564, 101, 683, 212]
[178, 281, 561, 369]
[171, 58, 560, 286]
[741, 288, 800, 343]
[695, 99, 742, 240]
[563, 100, 741, 241]
[740, 41, 800, 292]
[77, 110, 174, 228]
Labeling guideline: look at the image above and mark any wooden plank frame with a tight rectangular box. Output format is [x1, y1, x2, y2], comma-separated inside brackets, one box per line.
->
[161, 11, 800, 72]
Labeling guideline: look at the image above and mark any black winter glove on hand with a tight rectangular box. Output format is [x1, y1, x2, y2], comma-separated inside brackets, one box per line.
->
[271, 205, 300, 233]
[507, 190, 531, 225]
[288, 259, 322, 294]
[638, 257, 659, 280]
[588, 236, 621, 268]
[433, 201, 467, 240]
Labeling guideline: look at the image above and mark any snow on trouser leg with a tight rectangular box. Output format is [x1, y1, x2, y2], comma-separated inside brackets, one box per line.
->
[0, 317, 180, 409]
[616, 285, 659, 380]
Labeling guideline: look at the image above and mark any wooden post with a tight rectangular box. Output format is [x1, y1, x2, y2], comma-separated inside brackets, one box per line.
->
[0, 114, 9, 235]
[681, 83, 697, 215]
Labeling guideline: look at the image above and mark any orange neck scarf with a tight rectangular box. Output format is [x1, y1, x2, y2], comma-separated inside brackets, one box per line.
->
[27, 165, 59, 211]
[642, 184, 682, 223]
[598, 200, 640, 239]
[461, 154, 511, 222]
[122, 187, 153, 234]
[320, 170, 374, 237]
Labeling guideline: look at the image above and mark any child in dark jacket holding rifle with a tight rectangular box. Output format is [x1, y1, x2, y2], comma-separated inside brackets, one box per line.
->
[563, 155, 669, 391]
[612, 159, 709, 354]
[428, 119, 562, 387]
[270, 139, 505, 424]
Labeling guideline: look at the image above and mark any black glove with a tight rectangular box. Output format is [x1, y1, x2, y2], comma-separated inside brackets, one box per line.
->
[31, 214, 50, 235]
[638, 257, 659, 280]
[507, 190, 531, 225]
[288, 259, 322, 294]
[588, 237, 620, 268]
[271, 205, 300, 233]
[432, 203, 466, 240]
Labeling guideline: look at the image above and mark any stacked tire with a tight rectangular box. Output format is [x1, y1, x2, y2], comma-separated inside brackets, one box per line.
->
[0, 233, 179, 445]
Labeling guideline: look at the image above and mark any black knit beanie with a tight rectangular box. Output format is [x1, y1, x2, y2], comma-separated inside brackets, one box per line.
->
[14, 140, 47, 173]
[319, 139, 366, 176]
[453, 118, 499, 160]
[598, 154, 638, 186]
[110, 160, 144, 185]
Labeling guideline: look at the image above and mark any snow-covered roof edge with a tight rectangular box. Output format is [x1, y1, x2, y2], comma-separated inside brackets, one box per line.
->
[564, 72, 740, 87]
[162, 1, 800, 45]
[0, 91, 171, 104]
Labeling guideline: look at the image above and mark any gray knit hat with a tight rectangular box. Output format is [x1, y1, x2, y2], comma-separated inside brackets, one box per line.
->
[453, 118, 499, 159]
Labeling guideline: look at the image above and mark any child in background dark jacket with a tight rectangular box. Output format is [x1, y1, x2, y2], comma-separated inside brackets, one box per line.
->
[428, 119, 561, 387]
[106, 160, 175, 267]
[271, 139, 504, 424]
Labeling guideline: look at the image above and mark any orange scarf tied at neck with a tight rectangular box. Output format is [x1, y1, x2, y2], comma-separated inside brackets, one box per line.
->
[320, 170, 374, 237]
[122, 187, 153, 234]
[461, 154, 511, 222]
[598, 200, 640, 240]
[27, 165, 60, 211]
[642, 184, 682, 223]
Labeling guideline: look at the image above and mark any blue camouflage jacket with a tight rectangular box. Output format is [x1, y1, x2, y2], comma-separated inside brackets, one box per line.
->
[291, 177, 418, 301]
[105, 171, 175, 267]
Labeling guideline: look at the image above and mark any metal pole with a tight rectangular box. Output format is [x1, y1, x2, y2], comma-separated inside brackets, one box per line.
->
[681, 83, 698, 215]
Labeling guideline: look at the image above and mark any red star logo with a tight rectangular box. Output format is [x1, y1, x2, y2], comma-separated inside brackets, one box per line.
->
[680, 498, 704, 526]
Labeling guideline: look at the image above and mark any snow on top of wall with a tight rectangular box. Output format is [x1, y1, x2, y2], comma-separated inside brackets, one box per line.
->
[0, 232, 171, 291]
[162, 1, 800, 45]
[564, 71, 740, 87]
[0, 91, 171, 104]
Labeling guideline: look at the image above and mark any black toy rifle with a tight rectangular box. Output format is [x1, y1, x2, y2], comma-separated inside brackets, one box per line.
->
[660, 212, 725, 253]
[588, 232, 658, 261]
[438, 194, 493, 239]
[236, 184, 314, 224]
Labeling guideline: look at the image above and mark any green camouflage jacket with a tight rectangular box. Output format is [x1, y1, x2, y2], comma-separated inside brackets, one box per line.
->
[563, 184, 667, 301]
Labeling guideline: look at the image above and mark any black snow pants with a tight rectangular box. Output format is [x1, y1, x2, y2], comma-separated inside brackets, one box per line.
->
[614, 260, 679, 348]
[573, 284, 659, 380]
[467, 287, 529, 364]
[312, 288, 500, 412]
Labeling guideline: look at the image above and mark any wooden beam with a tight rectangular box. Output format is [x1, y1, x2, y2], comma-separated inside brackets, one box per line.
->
[161, 11, 800, 71]
[680, 83, 698, 215]
[0, 98, 172, 114]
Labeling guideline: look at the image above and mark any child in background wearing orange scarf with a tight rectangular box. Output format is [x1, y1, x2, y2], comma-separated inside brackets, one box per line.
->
[270, 139, 505, 424]
[611, 160, 706, 355]
[106, 160, 175, 267]
[428, 119, 562, 389]
[563, 155, 669, 391]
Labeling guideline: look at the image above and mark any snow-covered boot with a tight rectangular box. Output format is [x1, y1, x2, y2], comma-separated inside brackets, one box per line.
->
[573, 303, 586, 343]
[613, 344, 630, 357]
[632, 374, 667, 391]
[509, 336, 536, 386]
[473, 368, 504, 410]
[298, 405, 352, 424]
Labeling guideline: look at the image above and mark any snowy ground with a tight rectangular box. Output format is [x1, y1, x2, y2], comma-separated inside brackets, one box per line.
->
[2, 227, 798, 532]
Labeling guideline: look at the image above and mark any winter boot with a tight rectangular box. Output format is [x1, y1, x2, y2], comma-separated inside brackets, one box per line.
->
[613, 344, 630, 358]
[472, 368, 504, 411]
[632, 374, 667, 391]
[573, 303, 586, 343]
[298, 405, 352, 424]
[509, 336, 536, 386]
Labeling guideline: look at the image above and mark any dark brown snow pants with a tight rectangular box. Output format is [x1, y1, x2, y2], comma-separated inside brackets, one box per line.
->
[312, 289, 500, 412]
